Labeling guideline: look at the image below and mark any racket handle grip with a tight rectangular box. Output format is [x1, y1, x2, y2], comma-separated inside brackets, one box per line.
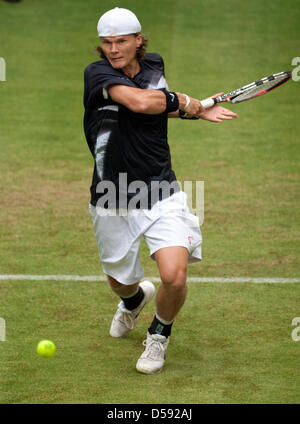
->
[200, 97, 217, 109]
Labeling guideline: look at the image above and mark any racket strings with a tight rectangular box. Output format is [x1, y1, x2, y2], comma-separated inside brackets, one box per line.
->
[232, 74, 289, 103]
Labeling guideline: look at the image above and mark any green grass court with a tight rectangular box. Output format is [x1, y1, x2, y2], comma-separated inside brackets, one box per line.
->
[0, 0, 300, 404]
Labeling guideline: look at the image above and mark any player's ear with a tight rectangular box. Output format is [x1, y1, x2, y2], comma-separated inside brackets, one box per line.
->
[135, 33, 143, 47]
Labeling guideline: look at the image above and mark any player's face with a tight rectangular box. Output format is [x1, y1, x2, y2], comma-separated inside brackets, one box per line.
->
[100, 34, 142, 70]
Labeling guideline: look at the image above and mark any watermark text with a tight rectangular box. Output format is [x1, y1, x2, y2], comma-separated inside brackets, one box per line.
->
[291, 317, 300, 341]
[0, 57, 6, 82]
[292, 57, 300, 82]
[0, 317, 5, 341]
[95, 174, 204, 224]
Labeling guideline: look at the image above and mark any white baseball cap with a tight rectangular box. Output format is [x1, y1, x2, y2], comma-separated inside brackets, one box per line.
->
[97, 7, 141, 37]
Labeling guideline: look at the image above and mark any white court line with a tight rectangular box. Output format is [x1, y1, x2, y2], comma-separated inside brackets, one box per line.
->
[0, 275, 300, 283]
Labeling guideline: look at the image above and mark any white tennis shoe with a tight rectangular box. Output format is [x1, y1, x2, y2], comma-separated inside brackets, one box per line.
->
[109, 280, 155, 338]
[136, 332, 170, 374]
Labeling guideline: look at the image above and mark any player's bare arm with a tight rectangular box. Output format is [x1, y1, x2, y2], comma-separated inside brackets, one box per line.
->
[108, 85, 238, 122]
[108, 85, 167, 114]
[108, 85, 202, 115]
[108, 84, 234, 120]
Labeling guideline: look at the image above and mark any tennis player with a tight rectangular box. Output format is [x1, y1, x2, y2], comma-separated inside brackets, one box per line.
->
[84, 7, 238, 374]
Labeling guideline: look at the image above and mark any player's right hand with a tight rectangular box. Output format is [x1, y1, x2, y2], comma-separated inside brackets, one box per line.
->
[185, 97, 205, 117]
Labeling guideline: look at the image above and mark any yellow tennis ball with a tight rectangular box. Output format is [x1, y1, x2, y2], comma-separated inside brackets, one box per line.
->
[37, 340, 56, 358]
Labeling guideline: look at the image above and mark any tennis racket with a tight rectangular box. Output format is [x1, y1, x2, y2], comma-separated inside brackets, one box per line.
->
[200, 71, 291, 109]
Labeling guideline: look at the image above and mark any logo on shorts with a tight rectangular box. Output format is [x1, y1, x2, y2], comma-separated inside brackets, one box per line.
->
[188, 236, 193, 245]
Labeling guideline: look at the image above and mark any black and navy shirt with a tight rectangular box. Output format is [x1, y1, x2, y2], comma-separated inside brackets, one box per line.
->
[83, 53, 178, 208]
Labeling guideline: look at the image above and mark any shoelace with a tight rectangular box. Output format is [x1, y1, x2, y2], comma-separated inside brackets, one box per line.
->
[142, 338, 165, 360]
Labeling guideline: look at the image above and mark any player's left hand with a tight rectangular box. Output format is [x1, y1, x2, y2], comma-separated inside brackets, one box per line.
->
[199, 92, 239, 123]
[199, 104, 239, 123]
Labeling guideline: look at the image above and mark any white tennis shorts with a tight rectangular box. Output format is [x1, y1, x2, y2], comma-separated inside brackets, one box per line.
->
[88, 191, 202, 285]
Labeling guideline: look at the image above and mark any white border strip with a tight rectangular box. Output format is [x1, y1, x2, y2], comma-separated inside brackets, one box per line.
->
[0, 275, 299, 283]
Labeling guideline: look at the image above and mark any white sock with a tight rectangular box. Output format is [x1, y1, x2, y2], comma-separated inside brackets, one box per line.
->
[155, 312, 174, 325]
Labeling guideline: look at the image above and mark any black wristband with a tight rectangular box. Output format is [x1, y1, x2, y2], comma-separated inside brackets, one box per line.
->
[159, 88, 179, 113]
[179, 110, 199, 120]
